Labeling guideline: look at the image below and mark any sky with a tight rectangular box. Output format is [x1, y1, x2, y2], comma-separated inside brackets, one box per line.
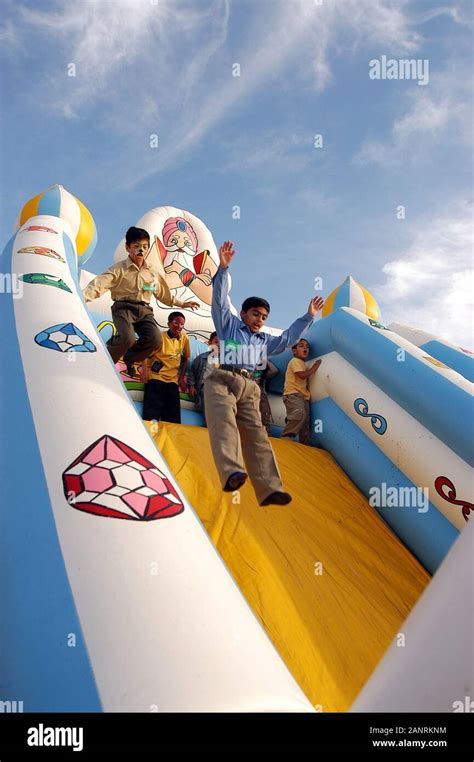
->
[1, 0, 473, 347]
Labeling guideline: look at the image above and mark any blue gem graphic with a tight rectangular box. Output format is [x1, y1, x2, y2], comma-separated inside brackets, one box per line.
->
[177, 220, 186, 231]
[35, 323, 96, 353]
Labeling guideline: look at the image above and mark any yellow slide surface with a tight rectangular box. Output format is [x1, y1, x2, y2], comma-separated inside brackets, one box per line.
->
[150, 422, 430, 711]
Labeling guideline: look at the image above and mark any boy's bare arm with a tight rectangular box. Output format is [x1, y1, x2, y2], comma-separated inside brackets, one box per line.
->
[179, 349, 190, 380]
[266, 361, 279, 380]
[294, 359, 321, 379]
[139, 358, 151, 382]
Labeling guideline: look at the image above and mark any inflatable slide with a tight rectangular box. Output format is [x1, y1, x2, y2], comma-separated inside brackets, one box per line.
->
[1, 185, 472, 712]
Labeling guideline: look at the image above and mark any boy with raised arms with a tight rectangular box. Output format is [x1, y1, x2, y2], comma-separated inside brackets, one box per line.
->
[205, 241, 324, 507]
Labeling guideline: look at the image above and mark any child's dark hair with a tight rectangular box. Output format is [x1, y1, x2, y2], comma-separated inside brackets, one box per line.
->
[241, 296, 270, 313]
[125, 226, 150, 245]
[209, 331, 217, 341]
[168, 311, 185, 322]
[292, 338, 310, 349]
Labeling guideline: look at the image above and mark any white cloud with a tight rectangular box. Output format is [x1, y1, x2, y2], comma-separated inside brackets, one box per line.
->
[415, 4, 472, 26]
[125, 0, 440, 183]
[0, 18, 19, 47]
[393, 95, 450, 139]
[290, 185, 339, 215]
[371, 200, 474, 347]
[353, 56, 472, 168]
[332, 0, 422, 53]
[18, 0, 230, 118]
[10, 0, 445, 186]
[218, 132, 317, 174]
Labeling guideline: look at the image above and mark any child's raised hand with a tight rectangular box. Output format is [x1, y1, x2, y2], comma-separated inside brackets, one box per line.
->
[307, 296, 324, 317]
[219, 241, 235, 269]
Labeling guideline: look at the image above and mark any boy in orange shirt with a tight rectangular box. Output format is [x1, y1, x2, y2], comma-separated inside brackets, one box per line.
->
[281, 339, 321, 445]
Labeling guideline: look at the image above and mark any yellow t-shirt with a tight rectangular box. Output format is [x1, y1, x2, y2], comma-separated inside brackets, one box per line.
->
[283, 357, 310, 400]
[147, 331, 190, 383]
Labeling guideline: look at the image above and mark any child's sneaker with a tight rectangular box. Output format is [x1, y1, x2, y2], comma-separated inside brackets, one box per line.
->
[260, 491, 292, 506]
[126, 362, 137, 379]
[224, 472, 248, 491]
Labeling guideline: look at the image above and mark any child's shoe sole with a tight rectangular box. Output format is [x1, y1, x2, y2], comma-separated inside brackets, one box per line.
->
[223, 472, 248, 491]
[260, 491, 292, 506]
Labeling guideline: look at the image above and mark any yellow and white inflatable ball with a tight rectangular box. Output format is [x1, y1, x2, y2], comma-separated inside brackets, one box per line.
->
[16, 184, 97, 267]
[322, 275, 381, 321]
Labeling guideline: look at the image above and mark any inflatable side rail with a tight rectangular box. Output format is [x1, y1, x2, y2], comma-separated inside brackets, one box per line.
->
[0, 215, 314, 712]
[388, 321, 474, 383]
[265, 308, 472, 573]
[312, 353, 470, 533]
[314, 310, 472, 572]
[329, 309, 473, 467]
[311, 396, 459, 574]
[268, 310, 473, 465]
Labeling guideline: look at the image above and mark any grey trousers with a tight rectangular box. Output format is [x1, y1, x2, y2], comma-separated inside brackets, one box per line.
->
[204, 368, 283, 504]
[282, 393, 311, 445]
[108, 301, 162, 365]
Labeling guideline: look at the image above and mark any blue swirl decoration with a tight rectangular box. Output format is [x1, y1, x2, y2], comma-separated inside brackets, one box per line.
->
[354, 397, 387, 435]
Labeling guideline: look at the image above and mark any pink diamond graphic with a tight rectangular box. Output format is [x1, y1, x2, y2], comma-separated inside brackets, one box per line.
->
[63, 435, 184, 520]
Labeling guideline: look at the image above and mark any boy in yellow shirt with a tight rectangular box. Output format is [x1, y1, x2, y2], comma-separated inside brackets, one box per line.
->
[140, 312, 190, 423]
[281, 339, 321, 445]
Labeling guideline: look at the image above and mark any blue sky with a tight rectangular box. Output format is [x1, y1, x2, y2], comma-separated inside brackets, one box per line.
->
[1, 0, 473, 346]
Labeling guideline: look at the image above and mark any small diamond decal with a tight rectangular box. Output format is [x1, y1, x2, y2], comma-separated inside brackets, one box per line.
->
[35, 323, 96, 353]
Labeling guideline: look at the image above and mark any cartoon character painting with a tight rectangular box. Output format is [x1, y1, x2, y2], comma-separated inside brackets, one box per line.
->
[153, 217, 217, 306]
[112, 206, 230, 340]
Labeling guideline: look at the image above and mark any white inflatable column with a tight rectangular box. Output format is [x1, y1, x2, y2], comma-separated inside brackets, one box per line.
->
[350, 522, 473, 712]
